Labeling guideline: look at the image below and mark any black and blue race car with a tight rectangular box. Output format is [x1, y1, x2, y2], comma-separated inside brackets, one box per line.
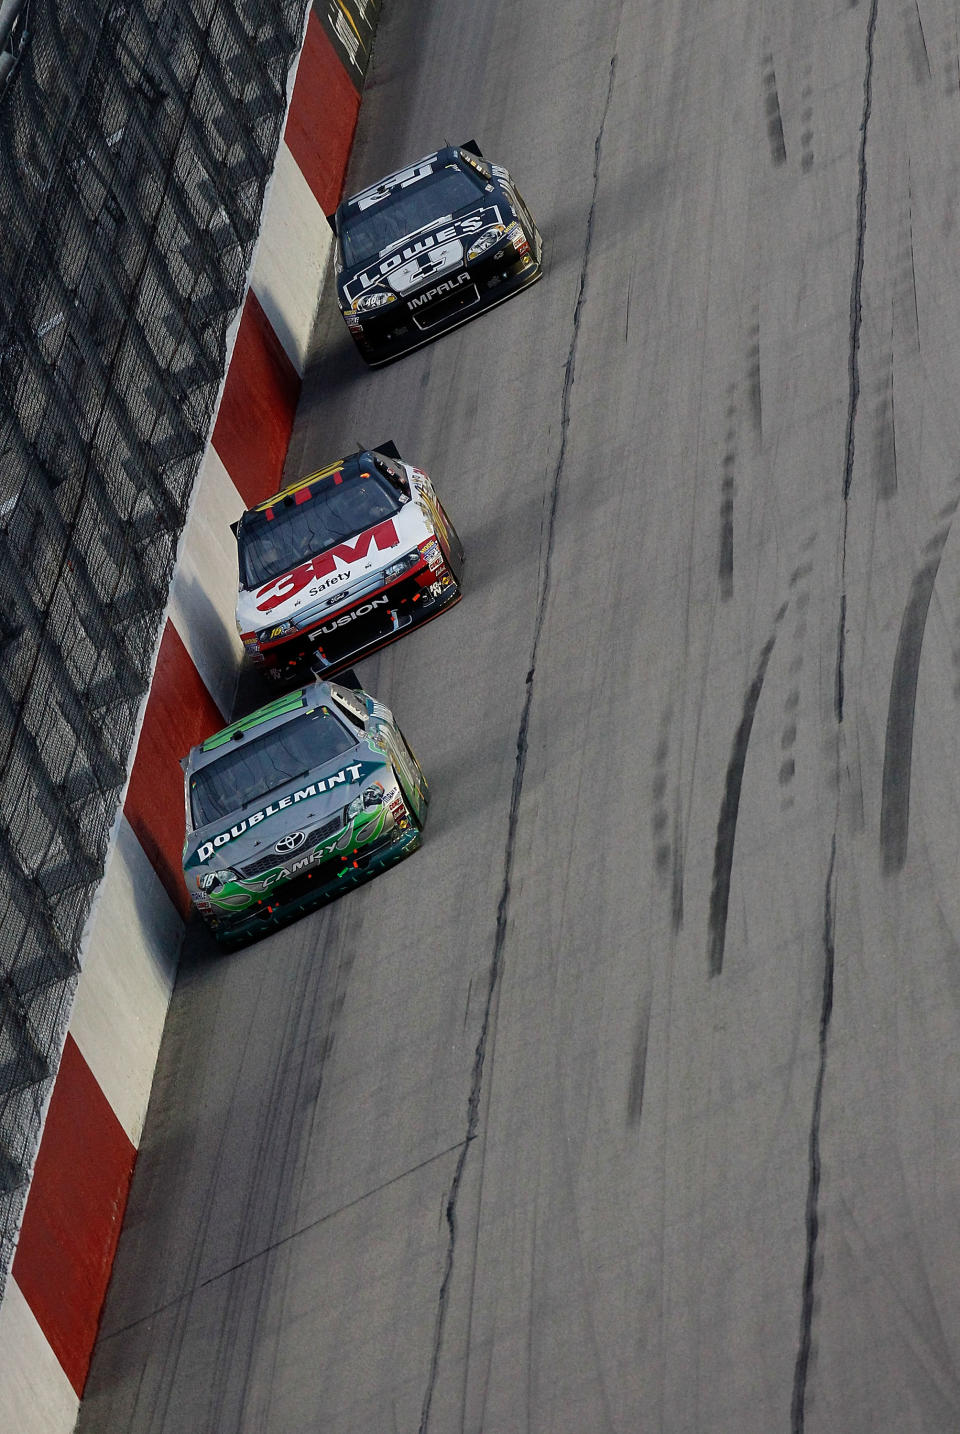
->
[331, 142, 543, 366]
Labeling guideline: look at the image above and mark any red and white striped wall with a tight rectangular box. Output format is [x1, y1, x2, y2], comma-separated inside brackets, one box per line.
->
[0, 3, 377, 1426]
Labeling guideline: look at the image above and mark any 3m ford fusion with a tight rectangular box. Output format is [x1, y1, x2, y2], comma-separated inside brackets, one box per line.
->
[181, 681, 429, 945]
[332, 142, 543, 365]
[235, 445, 464, 684]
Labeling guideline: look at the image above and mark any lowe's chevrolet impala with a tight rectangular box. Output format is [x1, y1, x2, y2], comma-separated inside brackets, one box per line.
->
[181, 680, 428, 946]
[235, 444, 464, 684]
[331, 142, 543, 365]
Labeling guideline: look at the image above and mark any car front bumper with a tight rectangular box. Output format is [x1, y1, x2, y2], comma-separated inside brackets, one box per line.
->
[345, 244, 542, 366]
[201, 823, 423, 947]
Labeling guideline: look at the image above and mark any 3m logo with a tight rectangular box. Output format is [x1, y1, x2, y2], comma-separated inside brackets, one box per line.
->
[256, 520, 400, 613]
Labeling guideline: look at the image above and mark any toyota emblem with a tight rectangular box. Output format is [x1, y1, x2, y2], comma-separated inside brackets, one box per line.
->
[275, 831, 306, 854]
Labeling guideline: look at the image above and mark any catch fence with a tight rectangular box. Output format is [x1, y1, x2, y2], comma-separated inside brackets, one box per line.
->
[0, 0, 314, 1296]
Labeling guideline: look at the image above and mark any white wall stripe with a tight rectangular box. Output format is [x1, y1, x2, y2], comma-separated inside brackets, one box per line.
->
[251, 140, 334, 375]
[168, 445, 247, 720]
[70, 815, 181, 1149]
[0, 1279, 79, 1432]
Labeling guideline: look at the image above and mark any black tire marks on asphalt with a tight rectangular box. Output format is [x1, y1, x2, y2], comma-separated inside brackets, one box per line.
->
[891, 168, 921, 361]
[780, 545, 816, 803]
[747, 316, 762, 434]
[708, 607, 786, 978]
[719, 388, 737, 599]
[872, 350, 898, 499]
[800, 74, 815, 174]
[762, 47, 787, 166]
[626, 988, 652, 1126]
[417, 52, 620, 1434]
[794, 7, 879, 1423]
[880, 511, 954, 873]
[651, 703, 684, 930]
[944, 15, 960, 95]
[904, 0, 932, 84]
[835, 0, 880, 731]
[790, 834, 837, 1434]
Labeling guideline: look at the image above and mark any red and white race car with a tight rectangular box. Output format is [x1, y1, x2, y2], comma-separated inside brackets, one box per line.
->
[235, 444, 464, 683]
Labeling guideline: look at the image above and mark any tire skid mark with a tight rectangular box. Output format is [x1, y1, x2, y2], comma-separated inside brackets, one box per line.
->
[905, 0, 932, 83]
[747, 309, 762, 433]
[873, 347, 898, 499]
[780, 548, 816, 804]
[794, 10, 879, 1420]
[880, 523, 950, 873]
[762, 46, 787, 165]
[708, 611, 784, 978]
[836, 0, 880, 727]
[626, 987, 652, 1126]
[650, 703, 685, 928]
[800, 72, 814, 173]
[417, 51, 619, 1434]
[893, 163, 921, 356]
[719, 387, 737, 598]
[791, 834, 837, 1434]
[944, 16, 960, 95]
[672, 804, 684, 931]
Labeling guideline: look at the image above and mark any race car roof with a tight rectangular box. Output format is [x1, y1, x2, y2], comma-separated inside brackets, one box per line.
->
[337, 148, 444, 220]
[183, 683, 327, 775]
[333, 144, 490, 225]
[238, 442, 402, 523]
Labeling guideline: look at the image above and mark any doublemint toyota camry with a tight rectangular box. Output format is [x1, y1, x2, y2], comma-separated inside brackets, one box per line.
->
[331, 142, 543, 365]
[181, 680, 428, 946]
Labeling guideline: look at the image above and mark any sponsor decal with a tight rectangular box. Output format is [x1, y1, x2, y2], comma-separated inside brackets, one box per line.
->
[351, 160, 437, 211]
[344, 207, 501, 301]
[195, 764, 365, 861]
[275, 831, 306, 853]
[319, 0, 381, 91]
[201, 802, 396, 913]
[409, 272, 472, 310]
[316, 594, 390, 634]
[255, 519, 400, 613]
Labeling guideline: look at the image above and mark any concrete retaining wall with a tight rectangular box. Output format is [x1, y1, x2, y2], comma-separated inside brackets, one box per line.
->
[0, 3, 378, 1426]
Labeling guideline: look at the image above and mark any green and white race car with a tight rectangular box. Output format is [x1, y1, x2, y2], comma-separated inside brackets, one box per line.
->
[181, 680, 428, 946]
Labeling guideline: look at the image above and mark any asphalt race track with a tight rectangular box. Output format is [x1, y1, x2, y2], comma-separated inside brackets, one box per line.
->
[81, 0, 960, 1429]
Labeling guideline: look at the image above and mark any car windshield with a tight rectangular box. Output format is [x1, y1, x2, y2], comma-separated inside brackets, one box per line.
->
[238, 461, 403, 589]
[190, 708, 358, 828]
[340, 165, 484, 268]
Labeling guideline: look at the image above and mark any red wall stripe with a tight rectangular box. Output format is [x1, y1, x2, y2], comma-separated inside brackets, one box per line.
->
[212, 289, 301, 511]
[13, 1035, 136, 1398]
[284, 9, 360, 216]
[124, 620, 225, 919]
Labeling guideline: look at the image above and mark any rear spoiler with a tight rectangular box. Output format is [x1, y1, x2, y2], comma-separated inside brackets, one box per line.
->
[460, 139, 483, 158]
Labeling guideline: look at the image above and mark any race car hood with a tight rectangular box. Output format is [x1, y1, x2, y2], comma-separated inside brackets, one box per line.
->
[236, 500, 432, 634]
[183, 740, 392, 878]
[338, 200, 508, 309]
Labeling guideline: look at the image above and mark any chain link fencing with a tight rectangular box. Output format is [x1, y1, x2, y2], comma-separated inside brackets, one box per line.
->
[0, 0, 315, 1298]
